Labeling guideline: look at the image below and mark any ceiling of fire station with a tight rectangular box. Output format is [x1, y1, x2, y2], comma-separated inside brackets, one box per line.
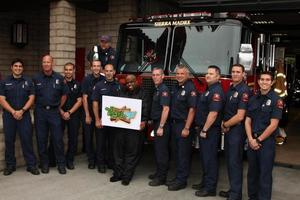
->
[166, 0, 300, 54]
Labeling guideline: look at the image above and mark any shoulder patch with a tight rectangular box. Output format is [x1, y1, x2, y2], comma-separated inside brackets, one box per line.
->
[276, 99, 284, 109]
[242, 93, 249, 102]
[162, 91, 168, 97]
[191, 91, 197, 96]
[212, 93, 221, 102]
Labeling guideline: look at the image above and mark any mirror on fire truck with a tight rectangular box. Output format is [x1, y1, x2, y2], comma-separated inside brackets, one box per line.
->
[238, 43, 254, 72]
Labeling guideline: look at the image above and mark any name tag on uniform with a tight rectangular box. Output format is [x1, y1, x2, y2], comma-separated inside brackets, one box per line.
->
[56, 79, 60, 84]
[266, 99, 271, 106]
[101, 88, 107, 91]
[5, 83, 12, 86]
[181, 90, 185, 96]
[74, 84, 77, 89]
[36, 83, 42, 86]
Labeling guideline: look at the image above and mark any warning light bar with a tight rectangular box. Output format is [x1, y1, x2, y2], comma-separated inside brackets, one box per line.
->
[147, 11, 212, 21]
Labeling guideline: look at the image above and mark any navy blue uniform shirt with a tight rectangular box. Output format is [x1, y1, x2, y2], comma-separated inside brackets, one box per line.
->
[81, 74, 104, 107]
[62, 79, 82, 112]
[170, 80, 197, 120]
[247, 90, 283, 135]
[33, 72, 68, 107]
[195, 82, 225, 127]
[91, 79, 120, 117]
[151, 83, 170, 120]
[87, 46, 115, 66]
[224, 81, 251, 121]
[0, 75, 35, 110]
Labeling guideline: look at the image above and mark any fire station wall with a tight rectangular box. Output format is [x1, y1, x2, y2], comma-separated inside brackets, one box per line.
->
[0, 8, 49, 170]
[0, 8, 49, 78]
[76, 0, 138, 68]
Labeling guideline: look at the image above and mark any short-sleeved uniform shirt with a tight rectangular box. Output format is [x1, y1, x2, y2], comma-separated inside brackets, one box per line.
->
[81, 74, 104, 110]
[91, 79, 120, 117]
[170, 80, 197, 120]
[150, 83, 170, 121]
[62, 79, 82, 112]
[246, 90, 283, 135]
[223, 82, 251, 121]
[33, 72, 68, 107]
[195, 82, 225, 127]
[0, 75, 35, 111]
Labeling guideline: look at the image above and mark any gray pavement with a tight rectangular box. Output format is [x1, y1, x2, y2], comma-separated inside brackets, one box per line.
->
[0, 147, 299, 200]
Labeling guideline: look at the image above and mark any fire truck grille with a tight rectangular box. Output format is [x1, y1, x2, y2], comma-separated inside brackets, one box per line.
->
[141, 77, 177, 96]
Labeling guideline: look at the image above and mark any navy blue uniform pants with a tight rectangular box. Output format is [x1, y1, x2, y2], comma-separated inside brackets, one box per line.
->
[171, 121, 192, 184]
[247, 136, 275, 200]
[83, 114, 96, 164]
[95, 126, 115, 168]
[34, 107, 65, 167]
[3, 111, 36, 168]
[225, 125, 245, 200]
[153, 120, 170, 180]
[113, 129, 143, 181]
[62, 112, 80, 164]
[199, 126, 220, 192]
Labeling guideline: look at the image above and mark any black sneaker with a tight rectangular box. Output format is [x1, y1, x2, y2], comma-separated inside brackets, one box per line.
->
[168, 182, 187, 191]
[26, 167, 40, 175]
[97, 165, 106, 173]
[110, 176, 122, 182]
[57, 166, 67, 174]
[41, 165, 49, 174]
[148, 178, 166, 186]
[195, 188, 216, 197]
[3, 166, 16, 176]
[219, 190, 230, 198]
[148, 173, 157, 180]
[121, 179, 130, 186]
[88, 163, 95, 169]
[165, 178, 176, 186]
[66, 162, 75, 170]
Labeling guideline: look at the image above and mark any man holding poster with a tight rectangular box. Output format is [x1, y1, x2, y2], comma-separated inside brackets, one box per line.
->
[92, 64, 120, 173]
[109, 74, 149, 186]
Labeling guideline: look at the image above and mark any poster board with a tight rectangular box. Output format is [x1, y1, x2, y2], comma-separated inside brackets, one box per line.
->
[102, 95, 142, 130]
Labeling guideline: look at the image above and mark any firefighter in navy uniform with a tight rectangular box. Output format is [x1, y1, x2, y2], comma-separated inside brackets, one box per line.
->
[33, 55, 68, 174]
[167, 64, 197, 191]
[60, 62, 82, 170]
[92, 64, 120, 173]
[81, 60, 104, 169]
[148, 67, 171, 187]
[245, 71, 283, 200]
[87, 35, 115, 67]
[219, 64, 251, 200]
[109, 74, 149, 186]
[0, 59, 39, 175]
[194, 65, 225, 197]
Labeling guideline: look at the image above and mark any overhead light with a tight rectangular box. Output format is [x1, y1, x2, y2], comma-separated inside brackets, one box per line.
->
[250, 13, 264, 16]
[272, 33, 288, 36]
[253, 20, 274, 24]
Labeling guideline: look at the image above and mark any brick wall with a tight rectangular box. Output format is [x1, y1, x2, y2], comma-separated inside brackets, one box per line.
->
[0, 8, 49, 78]
[0, 0, 138, 171]
[76, 0, 138, 68]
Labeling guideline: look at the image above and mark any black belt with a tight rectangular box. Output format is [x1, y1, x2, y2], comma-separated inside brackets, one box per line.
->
[42, 105, 59, 110]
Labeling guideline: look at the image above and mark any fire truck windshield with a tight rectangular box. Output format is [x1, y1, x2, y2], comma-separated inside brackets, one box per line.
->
[118, 27, 169, 73]
[118, 20, 242, 76]
[169, 22, 242, 75]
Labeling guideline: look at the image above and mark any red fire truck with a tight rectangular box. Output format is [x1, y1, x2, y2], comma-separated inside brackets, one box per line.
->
[114, 11, 279, 140]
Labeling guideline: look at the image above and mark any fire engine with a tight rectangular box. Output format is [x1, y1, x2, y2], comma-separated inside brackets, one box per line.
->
[114, 11, 287, 140]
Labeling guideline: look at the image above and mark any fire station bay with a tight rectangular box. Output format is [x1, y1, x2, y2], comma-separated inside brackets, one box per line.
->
[0, 0, 299, 200]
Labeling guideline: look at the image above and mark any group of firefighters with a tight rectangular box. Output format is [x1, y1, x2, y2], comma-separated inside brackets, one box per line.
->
[0, 34, 283, 200]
